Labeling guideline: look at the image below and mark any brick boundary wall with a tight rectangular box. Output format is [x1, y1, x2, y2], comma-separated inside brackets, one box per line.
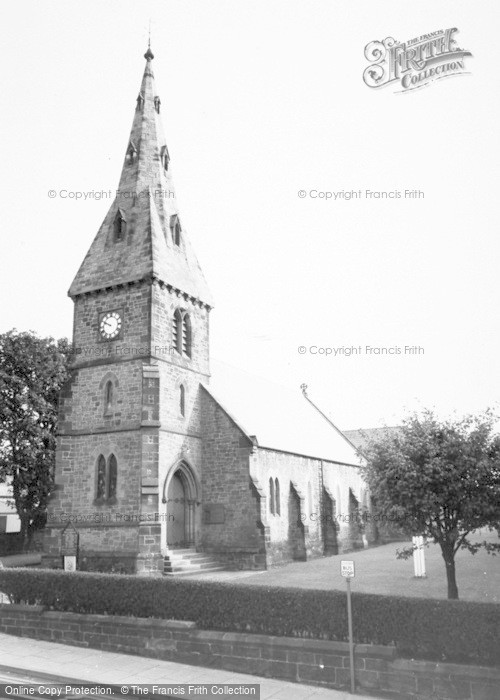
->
[0, 605, 498, 700]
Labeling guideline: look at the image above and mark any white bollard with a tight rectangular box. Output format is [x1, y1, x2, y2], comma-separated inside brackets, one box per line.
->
[412, 536, 426, 578]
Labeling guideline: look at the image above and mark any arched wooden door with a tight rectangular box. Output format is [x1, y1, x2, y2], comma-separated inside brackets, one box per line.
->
[166, 471, 186, 549]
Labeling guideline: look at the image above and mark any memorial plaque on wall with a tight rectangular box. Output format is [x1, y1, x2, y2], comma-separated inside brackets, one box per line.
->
[61, 523, 79, 556]
[203, 504, 225, 524]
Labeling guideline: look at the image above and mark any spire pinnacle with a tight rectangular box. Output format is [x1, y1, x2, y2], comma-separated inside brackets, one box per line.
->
[144, 20, 154, 61]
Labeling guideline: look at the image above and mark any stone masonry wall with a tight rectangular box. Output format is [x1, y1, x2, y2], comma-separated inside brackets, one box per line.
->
[199, 388, 264, 568]
[0, 606, 497, 700]
[253, 448, 370, 567]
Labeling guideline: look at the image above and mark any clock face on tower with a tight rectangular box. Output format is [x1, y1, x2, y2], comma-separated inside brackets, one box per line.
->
[99, 311, 123, 340]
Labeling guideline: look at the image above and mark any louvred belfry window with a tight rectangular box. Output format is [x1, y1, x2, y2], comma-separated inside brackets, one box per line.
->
[173, 309, 192, 358]
[173, 310, 180, 352]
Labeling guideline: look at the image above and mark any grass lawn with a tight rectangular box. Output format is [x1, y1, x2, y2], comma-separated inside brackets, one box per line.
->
[194, 529, 500, 602]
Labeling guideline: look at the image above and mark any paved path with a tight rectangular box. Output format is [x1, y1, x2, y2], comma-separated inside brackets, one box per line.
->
[0, 633, 382, 699]
[0, 552, 41, 567]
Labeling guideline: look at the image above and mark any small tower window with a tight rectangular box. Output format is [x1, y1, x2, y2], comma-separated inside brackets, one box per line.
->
[104, 381, 113, 415]
[136, 92, 144, 111]
[269, 477, 275, 515]
[179, 384, 185, 417]
[154, 96, 161, 114]
[114, 210, 126, 241]
[170, 214, 181, 246]
[173, 309, 192, 358]
[275, 478, 280, 516]
[161, 145, 170, 172]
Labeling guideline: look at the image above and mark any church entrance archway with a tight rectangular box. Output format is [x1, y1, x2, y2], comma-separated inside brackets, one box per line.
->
[164, 461, 198, 551]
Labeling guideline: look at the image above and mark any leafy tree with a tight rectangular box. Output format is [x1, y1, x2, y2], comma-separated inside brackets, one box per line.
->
[0, 330, 70, 549]
[363, 410, 500, 599]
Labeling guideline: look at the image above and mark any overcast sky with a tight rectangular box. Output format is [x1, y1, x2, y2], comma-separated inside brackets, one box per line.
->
[1, 1, 499, 429]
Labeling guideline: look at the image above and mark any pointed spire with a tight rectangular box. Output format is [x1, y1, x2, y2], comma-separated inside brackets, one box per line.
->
[115, 46, 169, 198]
[68, 48, 213, 307]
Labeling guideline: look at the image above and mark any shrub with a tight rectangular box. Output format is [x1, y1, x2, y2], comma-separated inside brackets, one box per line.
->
[0, 568, 498, 667]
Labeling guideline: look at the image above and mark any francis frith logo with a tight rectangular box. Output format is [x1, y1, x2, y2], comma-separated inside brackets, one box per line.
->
[363, 28, 472, 92]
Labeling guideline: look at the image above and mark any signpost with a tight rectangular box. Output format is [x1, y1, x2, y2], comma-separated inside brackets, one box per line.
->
[341, 560, 355, 693]
[61, 522, 79, 571]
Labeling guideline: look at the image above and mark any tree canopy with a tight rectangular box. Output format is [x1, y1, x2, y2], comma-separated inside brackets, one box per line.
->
[0, 329, 70, 548]
[363, 409, 500, 598]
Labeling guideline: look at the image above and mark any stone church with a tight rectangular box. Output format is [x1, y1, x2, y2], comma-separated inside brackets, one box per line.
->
[43, 47, 372, 575]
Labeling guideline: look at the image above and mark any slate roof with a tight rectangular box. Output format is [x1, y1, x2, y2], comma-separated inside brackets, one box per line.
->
[342, 426, 402, 453]
[207, 359, 363, 466]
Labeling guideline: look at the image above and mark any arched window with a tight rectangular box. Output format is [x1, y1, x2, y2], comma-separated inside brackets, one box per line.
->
[275, 478, 280, 516]
[179, 384, 185, 417]
[104, 381, 113, 415]
[114, 210, 126, 241]
[170, 214, 181, 245]
[154, 96, 161, 114]
[269, 477, 275, 515]
[108, 454, 117, 500]
[96, 455, 106, 500]
[173, 309, 192, 358]
[95, 454, 118, 503]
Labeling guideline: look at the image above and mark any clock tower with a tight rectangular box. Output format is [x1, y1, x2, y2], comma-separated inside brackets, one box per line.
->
[43, 46, 213, 574]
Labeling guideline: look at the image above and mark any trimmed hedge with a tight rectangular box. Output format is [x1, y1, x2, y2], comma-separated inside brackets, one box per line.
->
[0, 567, 499, 667]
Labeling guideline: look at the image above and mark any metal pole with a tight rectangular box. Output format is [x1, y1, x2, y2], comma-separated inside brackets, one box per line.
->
[346, 577, 355, 693]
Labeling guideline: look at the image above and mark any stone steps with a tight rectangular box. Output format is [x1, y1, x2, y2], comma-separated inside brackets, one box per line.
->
[163, 548, 225, 576]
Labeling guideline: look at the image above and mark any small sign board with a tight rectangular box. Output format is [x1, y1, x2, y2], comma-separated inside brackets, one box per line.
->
[341, 560, 355, 578]
[63, 555, 77, 572]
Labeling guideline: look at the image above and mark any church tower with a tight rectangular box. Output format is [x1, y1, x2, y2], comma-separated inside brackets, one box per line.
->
[43, 46, 213, 574]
